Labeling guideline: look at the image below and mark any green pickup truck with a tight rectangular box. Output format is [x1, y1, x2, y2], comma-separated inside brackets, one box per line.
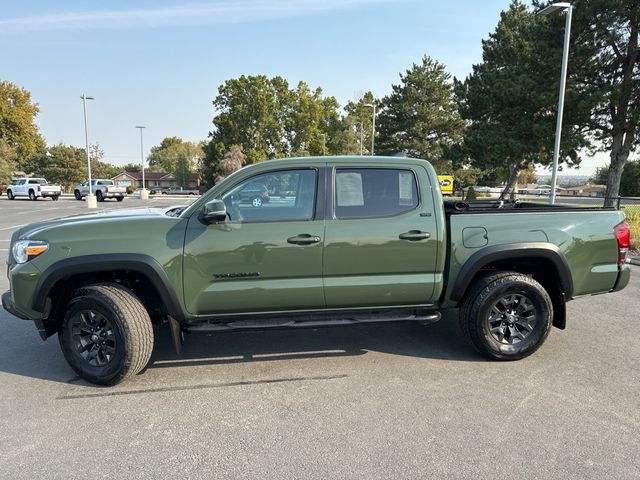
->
[2, 156, 632, 385]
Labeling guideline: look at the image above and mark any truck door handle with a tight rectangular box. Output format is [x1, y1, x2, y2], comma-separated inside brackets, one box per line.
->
[399, 230, 430, 241]
[287, 234, 321, 245]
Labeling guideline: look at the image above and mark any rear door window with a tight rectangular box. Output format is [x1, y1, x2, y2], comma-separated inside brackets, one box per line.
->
[334, 168, 419, 219]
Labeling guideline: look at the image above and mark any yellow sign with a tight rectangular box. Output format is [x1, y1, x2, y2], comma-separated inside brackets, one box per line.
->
[438, 175, 454, 195]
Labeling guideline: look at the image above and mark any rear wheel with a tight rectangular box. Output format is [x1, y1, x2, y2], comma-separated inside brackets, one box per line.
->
[74, 190, 82, 200]
[116, 196, 124, 202]
[460, 272, 553, 360]
[29, 190, 37, 201]
[251, 197, 263, 207]
[96, 190, 104, 202]
[59, 284, 154, 385]
[7, 190, 14, 200]
[52, 195, 59, 201]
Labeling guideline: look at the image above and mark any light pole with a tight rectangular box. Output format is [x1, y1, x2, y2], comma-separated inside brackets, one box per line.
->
[135, 126, 148, 199]
[320, 133, 326, 156]
[359, 123, 364, 155]
[80, 94, 96, 208]
[364, 103, 376, 155]
[538, 2, 573, 204]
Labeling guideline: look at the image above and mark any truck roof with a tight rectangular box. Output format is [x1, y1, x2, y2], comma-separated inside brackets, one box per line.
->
[254, 155, 426, 167]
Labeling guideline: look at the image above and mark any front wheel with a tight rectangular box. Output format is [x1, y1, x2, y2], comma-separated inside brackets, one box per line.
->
[460, 272, 553, 360]
[74, 190, 82, 200]
[59, 284, 154, 385]
[251, 197, 263, 207]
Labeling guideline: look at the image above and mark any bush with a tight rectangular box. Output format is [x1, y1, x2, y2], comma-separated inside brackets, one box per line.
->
[126, 186, 135, 194]
[624, 205, 640, 251]
[465, 186, 477, 200]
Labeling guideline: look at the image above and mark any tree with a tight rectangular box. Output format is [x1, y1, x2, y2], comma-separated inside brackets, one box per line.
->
[216, 145, 246, 183]
[541, 0, 640, 206]
[174, 153, 191, 188]
[209, 75, 290, 165]
[0, 138, 18, 184]
[120, 163, 141, 172]
[339, 91, 378, 155]
[285, 81, 342, 157]
[22, 143, 86, 189]
[592, 160, 640, 196]
[89, 143, 119, 179]
[376, 56, 465, 171]
[0, 80, 45, 164]
[455, 1, 590, 198]
[147, 137, 203, 173]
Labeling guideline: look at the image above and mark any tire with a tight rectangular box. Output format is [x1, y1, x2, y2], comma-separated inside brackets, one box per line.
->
[251, 197, 263, 207]
[58, 283, 154, 385]
[96, 191, 104, 202]
[116, 196, 124, 202]
[74, 190, 82, 200]
[7, 190, 14, 200]
[459, 272, 553, 361]
[29, 190, 37, 201]
[52, 195, 59, 201]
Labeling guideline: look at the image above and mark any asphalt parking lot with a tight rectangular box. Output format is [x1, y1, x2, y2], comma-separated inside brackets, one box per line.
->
[0, 196, 638, 479]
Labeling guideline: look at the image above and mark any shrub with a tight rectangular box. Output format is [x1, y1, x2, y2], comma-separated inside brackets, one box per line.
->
[465, 186, 477, 200]
[624, 205, 640, 251]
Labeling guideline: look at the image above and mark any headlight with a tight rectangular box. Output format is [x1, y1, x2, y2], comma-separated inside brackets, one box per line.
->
[12, 240, 49, 264]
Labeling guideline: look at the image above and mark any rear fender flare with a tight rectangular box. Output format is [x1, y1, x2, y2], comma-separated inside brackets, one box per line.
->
[451, 243, 573, 303]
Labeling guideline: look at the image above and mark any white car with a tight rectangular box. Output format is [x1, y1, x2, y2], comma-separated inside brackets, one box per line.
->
[74, 179, 127, 202]
[6, 178, 61, 201]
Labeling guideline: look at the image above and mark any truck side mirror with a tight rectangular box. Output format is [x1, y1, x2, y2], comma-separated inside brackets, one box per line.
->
[202, 199, 227, 224]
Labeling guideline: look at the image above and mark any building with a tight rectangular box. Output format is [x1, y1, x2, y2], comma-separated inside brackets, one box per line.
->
[111, 171, 199, 190]
[563, 184, 606, 197]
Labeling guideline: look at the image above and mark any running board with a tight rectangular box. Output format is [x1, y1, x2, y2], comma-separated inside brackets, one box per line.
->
[184, 311, 441, 334]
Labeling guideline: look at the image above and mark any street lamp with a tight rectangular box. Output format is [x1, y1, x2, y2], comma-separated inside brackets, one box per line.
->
[364, 103, 376, 155]
[135, 126, 148, 199]
[80, 94, 96, 209]
[538, 2, 573, 204]
[320, 133, 326, 156]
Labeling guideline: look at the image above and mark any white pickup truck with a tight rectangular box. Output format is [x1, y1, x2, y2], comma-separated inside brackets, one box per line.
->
[74, 179, 126, 202]
[6, 178, 61, 201]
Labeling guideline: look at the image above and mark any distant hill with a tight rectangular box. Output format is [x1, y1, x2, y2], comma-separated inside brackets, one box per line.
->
[536, 175, 593, 187]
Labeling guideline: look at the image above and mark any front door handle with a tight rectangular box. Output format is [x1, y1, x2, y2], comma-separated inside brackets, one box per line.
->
[287, 234, 321, 245]
[399, 230, 430, 241]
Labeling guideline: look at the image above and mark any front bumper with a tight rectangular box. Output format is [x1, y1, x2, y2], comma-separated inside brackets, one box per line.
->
[2, 290, 30, 320]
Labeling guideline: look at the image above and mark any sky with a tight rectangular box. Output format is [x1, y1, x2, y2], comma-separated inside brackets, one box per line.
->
[1, 0, 610, 175]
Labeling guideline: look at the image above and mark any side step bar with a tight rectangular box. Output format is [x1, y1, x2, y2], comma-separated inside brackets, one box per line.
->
[183, 311, 441, 335]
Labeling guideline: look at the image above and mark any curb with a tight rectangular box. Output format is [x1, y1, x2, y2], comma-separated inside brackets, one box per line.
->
[628, 257, 640, 266]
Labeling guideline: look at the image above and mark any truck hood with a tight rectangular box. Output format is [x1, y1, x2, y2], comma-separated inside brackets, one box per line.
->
[14, 205, 187, 241]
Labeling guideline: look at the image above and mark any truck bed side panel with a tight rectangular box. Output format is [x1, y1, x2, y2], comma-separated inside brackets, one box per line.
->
[444, 210, 627, 305]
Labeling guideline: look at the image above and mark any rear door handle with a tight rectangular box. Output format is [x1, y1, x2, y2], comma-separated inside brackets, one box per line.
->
[399, 230, 430, 241]
[287, 234, 321, 245]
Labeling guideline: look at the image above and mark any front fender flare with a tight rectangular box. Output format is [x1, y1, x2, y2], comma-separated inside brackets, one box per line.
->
[32, 253, 184, 321]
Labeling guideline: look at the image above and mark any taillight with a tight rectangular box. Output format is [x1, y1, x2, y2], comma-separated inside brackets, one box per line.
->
[104, 187, 109, 193]
[614, 221, 630, 265]
[37, 185, 41, 192]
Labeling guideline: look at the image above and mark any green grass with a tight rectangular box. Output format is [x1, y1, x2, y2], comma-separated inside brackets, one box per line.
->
[624, 205, 640, 251]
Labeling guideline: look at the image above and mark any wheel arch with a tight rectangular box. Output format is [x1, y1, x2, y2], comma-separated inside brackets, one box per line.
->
[452, 243, 572, 329]
[34, 254, 184, 337]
